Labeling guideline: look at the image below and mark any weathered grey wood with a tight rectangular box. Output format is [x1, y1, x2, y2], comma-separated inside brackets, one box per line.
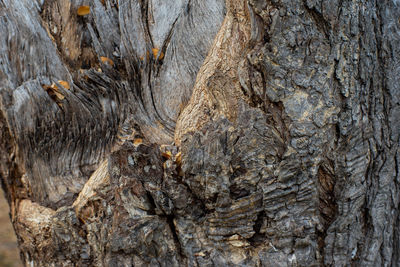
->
[0, 0, 399, 266]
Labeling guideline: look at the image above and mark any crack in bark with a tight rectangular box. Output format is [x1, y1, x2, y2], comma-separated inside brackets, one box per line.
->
[247, 210, 266, 247]
[303, 0, 330, 39]
[166, 214, 184, 258]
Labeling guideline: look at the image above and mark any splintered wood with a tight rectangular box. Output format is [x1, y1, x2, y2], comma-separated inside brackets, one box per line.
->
[42, 81, 69, 107]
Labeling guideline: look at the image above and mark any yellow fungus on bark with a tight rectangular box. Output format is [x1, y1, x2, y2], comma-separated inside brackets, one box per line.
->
[77, 6, 90, 16]
[152, 48, 164, 60]
[133, 138, 143, 146]
[58, 80, 70, 90]
[100, 56, 114, 66]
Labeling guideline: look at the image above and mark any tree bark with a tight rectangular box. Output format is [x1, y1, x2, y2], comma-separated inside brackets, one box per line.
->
[1, 0, 399, 266]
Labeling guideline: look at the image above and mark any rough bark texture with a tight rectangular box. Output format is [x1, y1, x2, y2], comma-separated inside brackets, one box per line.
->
[0, 0, 399, 266]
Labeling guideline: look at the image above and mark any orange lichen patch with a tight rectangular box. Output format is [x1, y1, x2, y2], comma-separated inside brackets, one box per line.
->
[152, 48, 164, 60]
[161, 151, 172, 159]
[133, 138, 143, 146]
[100, 56, 114, 66]
[77, 5, 90, 16]
[58, 80, 70, 90]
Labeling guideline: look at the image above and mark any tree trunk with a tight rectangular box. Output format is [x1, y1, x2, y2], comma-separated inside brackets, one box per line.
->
[1, 0, 399, 266]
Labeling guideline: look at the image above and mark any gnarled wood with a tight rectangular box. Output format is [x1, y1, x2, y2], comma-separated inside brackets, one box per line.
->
[0, 0, 399, 266]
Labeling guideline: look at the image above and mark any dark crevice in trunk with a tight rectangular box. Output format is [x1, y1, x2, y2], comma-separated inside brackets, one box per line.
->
[248, 210, 266, 247]
[178, 180, 207, 218]
[138, 0, 174, 134]
[145, 191, 157, 216]
[172, 159, 208, 217]
[185, 0, 192, 15]
[390, 149, 400, 264]
[317, 163, 338, 262]
[303, 0, 330, 39]
[40, 2, 99, 71]
[140, 0, 154, 47]
[392, 197, 400, 265]
[153, 14, 180, 74]
[0, 109, 25, 205]
[166, 214, 184, 259]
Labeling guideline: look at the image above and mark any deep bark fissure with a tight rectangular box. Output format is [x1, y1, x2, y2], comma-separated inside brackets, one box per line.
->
[166, 214, 184, 258]
[154, 14, 179, 73]
[247, 210, 266, 246]
[303, 0, 330, 39]
[145, 191, 157, 215]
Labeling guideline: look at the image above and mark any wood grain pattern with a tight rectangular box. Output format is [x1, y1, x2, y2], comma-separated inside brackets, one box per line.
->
[0, 0, 399, 266]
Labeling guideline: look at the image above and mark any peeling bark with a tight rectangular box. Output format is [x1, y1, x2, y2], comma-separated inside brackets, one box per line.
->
[0, 0, 399, 266]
